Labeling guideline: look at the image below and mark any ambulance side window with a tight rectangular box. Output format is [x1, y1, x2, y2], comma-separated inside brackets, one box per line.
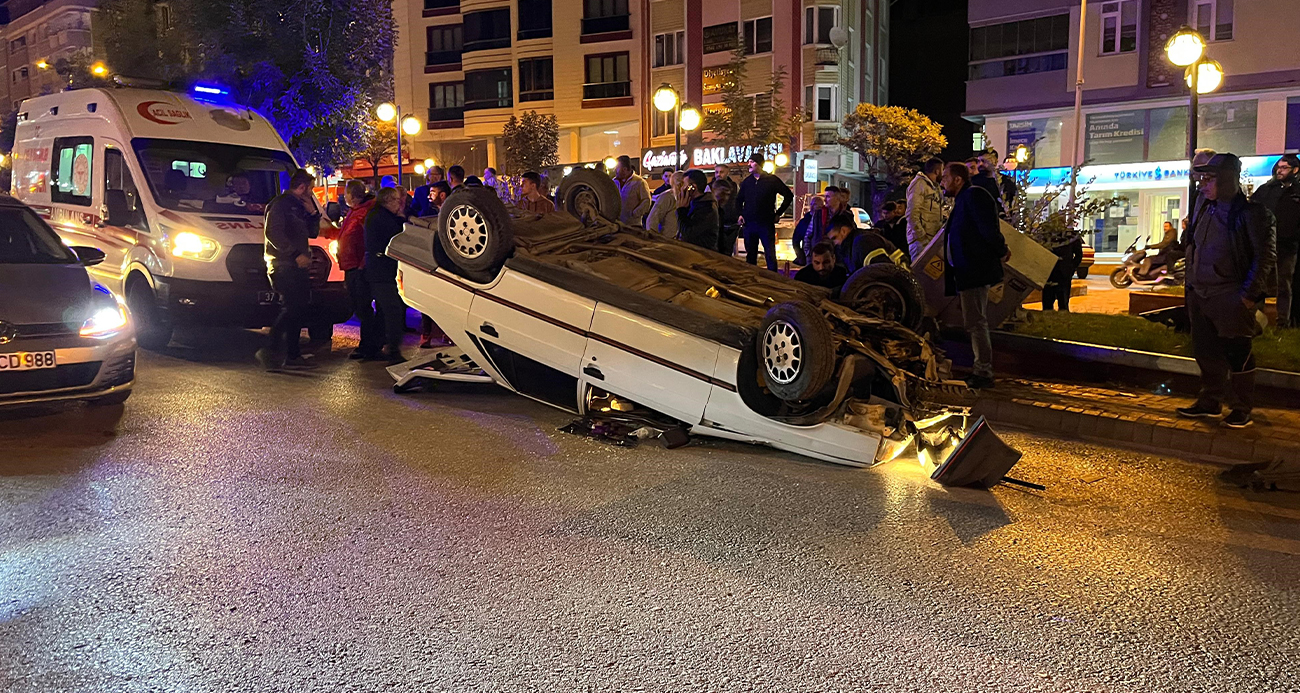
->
[51, 136, 94, 206]
[104, 148, 147, 231]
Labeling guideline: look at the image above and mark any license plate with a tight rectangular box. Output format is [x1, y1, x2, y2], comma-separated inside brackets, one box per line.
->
[0, 351, 57, 371]
[257, 291, 280, 305]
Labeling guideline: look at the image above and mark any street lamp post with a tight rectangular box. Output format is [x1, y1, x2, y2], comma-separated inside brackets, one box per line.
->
[376, 102, 423, 187]
[653, 84, 700, 171]
[1164, 27, 1224, 208]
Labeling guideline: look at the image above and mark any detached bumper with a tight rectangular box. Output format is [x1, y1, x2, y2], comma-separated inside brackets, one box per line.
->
[155, 277, 351, 328]
[0, 331, 137, 406]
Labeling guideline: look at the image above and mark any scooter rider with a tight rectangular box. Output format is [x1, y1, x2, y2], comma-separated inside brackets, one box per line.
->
[1140, 221, 1178, 277]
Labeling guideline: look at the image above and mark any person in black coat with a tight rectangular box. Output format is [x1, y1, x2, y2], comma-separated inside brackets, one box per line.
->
[737, 153, 793, 270]
[676, 169, 720, 251]
[1250, 153, 1300, 328]
[363, 187, 410, 364]
[825, 212, 902, 272]
[876, 200, 911, 264]
[1043, 235, 1083, 311]
[942, 162, 1009, 389]
[256, 168, 321, 372]
[793, 242, 848, 296]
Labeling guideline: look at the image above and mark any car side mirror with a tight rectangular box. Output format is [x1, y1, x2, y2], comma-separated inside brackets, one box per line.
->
[70, 245, 105, 266]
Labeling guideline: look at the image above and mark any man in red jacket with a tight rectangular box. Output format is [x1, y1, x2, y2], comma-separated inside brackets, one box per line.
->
[336, 179, 381, 359]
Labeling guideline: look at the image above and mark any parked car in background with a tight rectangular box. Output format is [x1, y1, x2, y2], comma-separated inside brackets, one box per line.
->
[0, 194, 136, 407]
[388, 169, 971, 468]
[1078, 239, 1095, 279]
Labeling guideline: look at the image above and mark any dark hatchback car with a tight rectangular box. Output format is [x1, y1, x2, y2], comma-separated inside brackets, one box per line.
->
[0, 194, 136, 407]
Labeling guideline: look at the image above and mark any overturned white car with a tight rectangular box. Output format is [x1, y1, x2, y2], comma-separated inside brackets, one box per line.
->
[388, 170, 975, 468]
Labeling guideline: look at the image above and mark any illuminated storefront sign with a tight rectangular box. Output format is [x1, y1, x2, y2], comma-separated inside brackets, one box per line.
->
[1024, 155, 1281, 190]
[642, 143, 784, 170]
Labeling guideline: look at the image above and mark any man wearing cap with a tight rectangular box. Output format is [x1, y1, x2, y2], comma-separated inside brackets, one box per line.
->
[1177, 153, 1276, 428]
[737, 153, 793, 271]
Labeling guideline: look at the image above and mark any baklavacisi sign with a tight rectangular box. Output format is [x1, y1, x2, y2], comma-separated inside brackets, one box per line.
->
[643, 143, 785, 170]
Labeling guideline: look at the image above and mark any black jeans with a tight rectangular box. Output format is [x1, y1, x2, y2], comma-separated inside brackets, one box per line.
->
[344, 268, 383, 355]
[719, 225, 740, 258]
[743, 222, 778, 271]
[1188, 289, 1257, 413]
[1041, 283, 1070, 311]
[1277, 238, 1297, 328]
[268, 267, 311, 360]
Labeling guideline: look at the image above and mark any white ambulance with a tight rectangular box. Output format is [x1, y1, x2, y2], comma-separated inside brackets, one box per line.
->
[11, 87, 350, 349]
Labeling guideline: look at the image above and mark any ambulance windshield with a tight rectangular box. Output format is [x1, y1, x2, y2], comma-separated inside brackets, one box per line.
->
[132, 138, 297, 214]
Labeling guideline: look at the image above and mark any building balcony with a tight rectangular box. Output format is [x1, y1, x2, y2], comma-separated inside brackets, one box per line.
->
[428, 107, 465, 126]
[520, 88, 553, 102]
[581, 14, 630, 36]
[518, 25, 552, 40]
[425, 50, 461, 67]
[583, 81, 631, 100]
[463, 97, 512, 112]
[463, 36, 510, 53]
[423, 0, 458, 14]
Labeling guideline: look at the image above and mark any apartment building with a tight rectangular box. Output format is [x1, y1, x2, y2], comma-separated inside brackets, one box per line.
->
[394, 0, 889, 201]
[0, 0, 96, 111]
[967, 0, 1300, 258]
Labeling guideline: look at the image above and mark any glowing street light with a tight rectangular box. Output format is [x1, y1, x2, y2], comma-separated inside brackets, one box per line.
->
[35, 59, 48, 70]
[653, 84, 690, 169]
[401, 116, 421, 136]
[774, 152, 789, 168]
[653, 84, 679, 113]
[414, 163, 426, 175]
[375, 102, 422, 187]
[90, 62, 107, 76]
[1187, 59, 1224, 94]
[603, 157, 618, 171]
[679, 105, 701, 132]
[761, 161, 776, 174]
[375, 102, 397, 122]
[423, 158, 435, 169]
[1014, 144, 1030, 164]
[1164, 27, 1206, 67]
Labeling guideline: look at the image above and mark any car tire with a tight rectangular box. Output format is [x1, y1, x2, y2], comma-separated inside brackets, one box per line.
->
[838, 263, 926, 331]
[1077, 267, 1090, 280]
[126, 279, 172, 350]
[558, 168, 622, 225]
[757, 301, 836, 402]
[88, 390, 131, 406]
[436, 185, 515, 275]
[1110, 267, 1133, 289]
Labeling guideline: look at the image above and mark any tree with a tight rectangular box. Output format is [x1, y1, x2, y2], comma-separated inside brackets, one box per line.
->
[701, 46, 804, 150]
[96, 0, 395, 168]
[839, 104, 947, 186]
[501, 111, 559, 174]
[356, 119, 399, 190]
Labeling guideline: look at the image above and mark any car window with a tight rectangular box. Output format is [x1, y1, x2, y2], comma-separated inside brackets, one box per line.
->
[0, 207, 78, 264]
[51, 136, 94, 207]
[132, 138, 296, 214]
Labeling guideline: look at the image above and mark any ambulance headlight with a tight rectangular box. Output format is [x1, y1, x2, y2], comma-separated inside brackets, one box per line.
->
[170, 231, 220, 261]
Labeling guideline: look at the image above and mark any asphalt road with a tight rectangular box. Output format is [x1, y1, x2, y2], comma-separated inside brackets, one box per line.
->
[2, 326, 1299, 692]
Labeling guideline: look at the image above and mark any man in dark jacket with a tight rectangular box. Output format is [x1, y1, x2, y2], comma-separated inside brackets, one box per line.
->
[676, 169, 720, 251]
[942, 162, 1009, 389]
[256, 168, 321, 371]
[364, 187, 411, 364]
[336, 180, 381, 359]
[1177, 153, 1277, 428]
[974, 149, 1018, 220]
[406, 166, 444, 218]
[1250, 154, 1300, 328]
[876, 200, 911, 264]
[794, 241, 849, 295]
[737, 153, 793, 270]
[1043, 235, 1083, 312]
[711, 164, 740, 256]
[825, 211, 902, 273]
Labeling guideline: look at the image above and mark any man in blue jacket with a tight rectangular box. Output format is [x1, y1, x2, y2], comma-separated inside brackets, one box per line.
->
[942, 162, 1009, 390]
[737, 153, 793, 270]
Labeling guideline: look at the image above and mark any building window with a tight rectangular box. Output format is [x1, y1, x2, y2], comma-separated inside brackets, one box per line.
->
[743, 17, 773, 55]
[583, 0, 630, 35]
[464, 69, 512, 110]
[429, 82, 464, 121]
[519, 58, 554, 101]
[654, 31, 684, 67]
[9, 36, 25, 53]
[426, 25, 463, 65]
[584, 52, 630, 100]
[518, 0, 552, 40]
[425, 0, 459, 9]
[804, 6, 839, 46]
[1100, 1, 1138, 55]
[703, 22, 739, 54]
[463, 9, 511, 52]
[807, 85, 836, 121]
[1192, 0, 1233, 42]
[652, 107, 673, 138]
[969, 14, 1070, 61]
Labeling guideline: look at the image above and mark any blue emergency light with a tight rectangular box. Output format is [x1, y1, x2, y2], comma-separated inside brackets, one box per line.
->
[191, 83, 231, 103]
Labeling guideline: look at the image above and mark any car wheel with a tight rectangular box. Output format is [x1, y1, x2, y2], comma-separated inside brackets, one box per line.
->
[838, 263, 926, 331]
[436, 186, 514, 275]
[1109, 267, 1133, 289]
[308, 322, 334, 341]
[1077, 267, 1090, 280]
[558, 168, 622, 225]
[757, 301, 836, 402]
[88, 390, 131, 406]
[126, 279, 172, 350]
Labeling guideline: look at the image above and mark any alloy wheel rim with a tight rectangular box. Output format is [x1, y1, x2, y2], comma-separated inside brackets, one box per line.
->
[763, 320, 803, 385]
[446, 204, 489, 259]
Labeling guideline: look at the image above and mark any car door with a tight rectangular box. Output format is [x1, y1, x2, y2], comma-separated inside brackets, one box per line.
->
[467, 269, 595, 412]
[580, 303, 720, 426]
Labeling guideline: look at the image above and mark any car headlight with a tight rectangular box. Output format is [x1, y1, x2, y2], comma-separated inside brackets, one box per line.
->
[171, 231, 221, 261]
[80, 285, 129, 338]
[328, 239, 339, 259]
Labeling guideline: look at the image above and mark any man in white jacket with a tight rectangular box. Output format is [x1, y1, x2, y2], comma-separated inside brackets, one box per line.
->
[906, 157, 946, 261]
[646, 171, 684, 237]
[614, 155, 652, 225]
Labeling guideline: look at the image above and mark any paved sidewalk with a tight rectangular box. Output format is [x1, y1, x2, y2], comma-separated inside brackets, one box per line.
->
[972, 378, 1300, 466]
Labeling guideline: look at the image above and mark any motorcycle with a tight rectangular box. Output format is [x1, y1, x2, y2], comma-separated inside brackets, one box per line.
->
[1109, 236, 1185, 289]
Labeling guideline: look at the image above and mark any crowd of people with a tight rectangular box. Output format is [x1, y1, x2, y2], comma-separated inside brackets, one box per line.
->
[254, 144, 1286, 427]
